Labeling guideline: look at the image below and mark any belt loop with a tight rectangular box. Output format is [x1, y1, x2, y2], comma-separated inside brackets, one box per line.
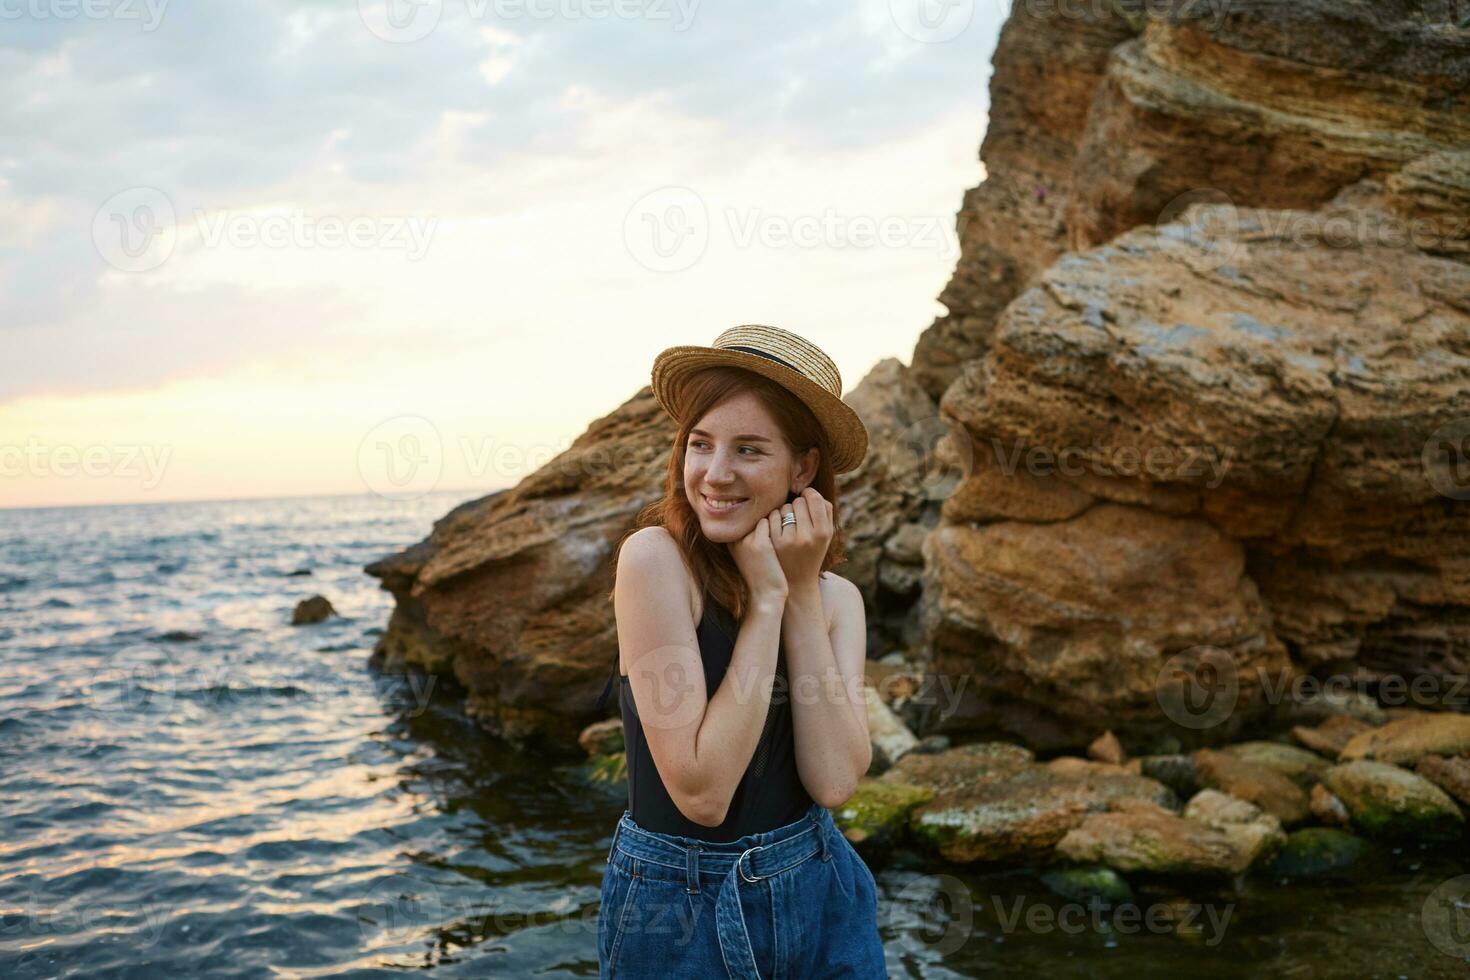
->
[814, 808, 831, 862]
[685, 843, 701, 894]
[607, 819, 621, 866]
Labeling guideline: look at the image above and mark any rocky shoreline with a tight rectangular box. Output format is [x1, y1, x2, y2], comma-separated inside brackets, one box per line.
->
[577, 670, 1470, 896]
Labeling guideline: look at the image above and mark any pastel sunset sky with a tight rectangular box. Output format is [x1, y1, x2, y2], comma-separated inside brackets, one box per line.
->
[2, 0, 1003, 509]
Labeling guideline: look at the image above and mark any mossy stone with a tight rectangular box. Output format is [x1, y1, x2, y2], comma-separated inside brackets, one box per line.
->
[1039, 866, 1135, 905]
[834, 780, 934, 852]
[1265, 828, 1367, 877]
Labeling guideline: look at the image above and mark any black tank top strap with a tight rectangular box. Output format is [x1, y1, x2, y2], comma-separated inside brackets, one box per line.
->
[592, 651, 618, 713]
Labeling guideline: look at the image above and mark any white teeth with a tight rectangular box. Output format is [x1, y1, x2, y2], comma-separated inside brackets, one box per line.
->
[705, 496, 745, 511]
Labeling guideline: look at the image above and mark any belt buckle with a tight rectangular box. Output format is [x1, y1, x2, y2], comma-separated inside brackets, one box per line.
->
[737, 844, 765, 883]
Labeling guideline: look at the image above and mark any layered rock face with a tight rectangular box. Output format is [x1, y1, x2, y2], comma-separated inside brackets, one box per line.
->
[365, 388, 675, 750]
[368, 0, 1470, 755]
[916, 0, 1470, 750]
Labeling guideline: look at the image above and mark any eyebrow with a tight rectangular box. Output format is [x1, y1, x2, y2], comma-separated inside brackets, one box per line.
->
[690, 428, 772, 443]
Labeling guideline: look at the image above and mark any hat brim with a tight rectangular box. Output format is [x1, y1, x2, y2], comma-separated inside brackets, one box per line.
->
[651, 345, 868, 474]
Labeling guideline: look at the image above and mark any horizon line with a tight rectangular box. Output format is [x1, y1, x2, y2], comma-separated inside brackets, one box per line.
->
[0, 485, 499, 515]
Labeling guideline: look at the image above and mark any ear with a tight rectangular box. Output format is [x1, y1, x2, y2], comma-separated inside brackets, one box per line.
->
[793, 446, 820, 489]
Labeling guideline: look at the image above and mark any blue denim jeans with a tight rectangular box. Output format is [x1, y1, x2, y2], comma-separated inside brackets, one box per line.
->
[597, 802, 886, 978]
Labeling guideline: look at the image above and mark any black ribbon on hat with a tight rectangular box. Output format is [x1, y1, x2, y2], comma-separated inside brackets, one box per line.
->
[725, 344, 798, 372]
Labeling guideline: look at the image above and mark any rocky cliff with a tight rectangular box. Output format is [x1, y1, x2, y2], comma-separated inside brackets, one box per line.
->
[367, 0, 1470, 756]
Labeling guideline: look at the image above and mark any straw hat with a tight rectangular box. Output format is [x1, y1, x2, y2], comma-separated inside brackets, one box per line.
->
[651, 324, 868, 474]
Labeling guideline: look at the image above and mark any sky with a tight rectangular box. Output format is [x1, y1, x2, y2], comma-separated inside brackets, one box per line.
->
[1, 0, 1003, 510]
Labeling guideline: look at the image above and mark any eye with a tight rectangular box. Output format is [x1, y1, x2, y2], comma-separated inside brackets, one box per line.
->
[688, 440, 760, 455]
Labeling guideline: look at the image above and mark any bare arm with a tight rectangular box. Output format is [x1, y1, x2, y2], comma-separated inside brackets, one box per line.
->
[614, 527, 785, 826]
[784, 574, 871, 809]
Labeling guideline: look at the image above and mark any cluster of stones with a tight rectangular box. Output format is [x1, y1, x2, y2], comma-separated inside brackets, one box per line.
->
[576, 680, 1470, 894]
[831, 705, 1470, 891]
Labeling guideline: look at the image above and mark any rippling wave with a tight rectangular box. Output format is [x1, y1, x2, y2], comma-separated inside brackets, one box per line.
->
[2, 491, 1464, 979]
[0, 491, 622, 979]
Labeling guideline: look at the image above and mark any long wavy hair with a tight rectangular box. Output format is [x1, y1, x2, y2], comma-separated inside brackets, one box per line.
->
[607, 365, 849, 622]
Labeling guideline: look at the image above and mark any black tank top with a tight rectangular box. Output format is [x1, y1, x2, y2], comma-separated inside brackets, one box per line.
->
[593, 591, 813, 842]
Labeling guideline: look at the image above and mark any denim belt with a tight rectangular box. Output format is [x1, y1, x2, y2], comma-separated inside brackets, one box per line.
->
[610, 805, 834, 979]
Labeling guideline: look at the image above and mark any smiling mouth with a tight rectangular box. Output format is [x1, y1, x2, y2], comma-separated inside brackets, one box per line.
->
[701, 494, 748, 513]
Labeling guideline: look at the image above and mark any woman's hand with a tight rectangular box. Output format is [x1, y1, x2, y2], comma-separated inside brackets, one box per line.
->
[731, 516, 789, 602]
[767, 487, 833, 591]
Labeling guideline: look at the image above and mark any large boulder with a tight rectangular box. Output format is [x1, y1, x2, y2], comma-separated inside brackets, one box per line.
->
[910, 0, 1470, 755]
[1415, 755, 1470, 809]
[924, 192, 1470, 749]
[1192, 749, 1310, 827]
[1320, 760, 1465, 841]
[1222, 741, 1331, 791]
[1055, 799, 1278, 878]
[833, 742, 1033, 852]
[1066, 3, 1470, 249]
[1291, 715, 1376, 759]
[909, 766, 1176, 864]
[1339, 713, 1470, 765]
[1181, 788, 1287, 861]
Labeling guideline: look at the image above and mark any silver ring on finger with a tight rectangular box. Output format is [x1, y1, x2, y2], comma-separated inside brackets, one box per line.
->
[780, 508, 797, 528]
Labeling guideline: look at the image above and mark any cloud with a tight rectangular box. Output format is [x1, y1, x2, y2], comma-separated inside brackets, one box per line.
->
[2, 0, 999, 408]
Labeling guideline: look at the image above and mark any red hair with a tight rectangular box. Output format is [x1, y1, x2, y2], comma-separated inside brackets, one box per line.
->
[608, 365, 848, 621]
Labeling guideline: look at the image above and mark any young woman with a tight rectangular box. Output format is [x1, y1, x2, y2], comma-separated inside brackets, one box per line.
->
[591, 324, 886, 978]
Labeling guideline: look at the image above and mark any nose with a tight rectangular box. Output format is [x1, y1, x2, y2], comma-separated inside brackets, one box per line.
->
[705, 447, 738, 485]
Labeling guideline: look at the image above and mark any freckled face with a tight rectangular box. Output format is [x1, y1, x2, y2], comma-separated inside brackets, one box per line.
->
[683, 392, 803, 544]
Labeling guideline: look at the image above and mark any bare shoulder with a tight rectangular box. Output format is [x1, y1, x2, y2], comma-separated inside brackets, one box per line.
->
[617, 526, 701, 643]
